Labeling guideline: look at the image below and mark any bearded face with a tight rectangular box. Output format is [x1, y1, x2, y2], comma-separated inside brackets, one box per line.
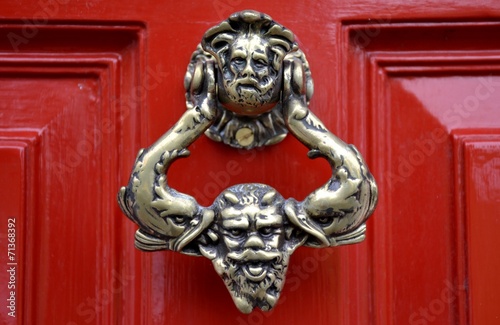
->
[198, 185, 295, 313]
[218, 35, 282, 116]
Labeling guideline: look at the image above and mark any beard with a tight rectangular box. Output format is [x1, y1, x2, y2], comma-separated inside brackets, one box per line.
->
[212, 248, 291, 313]
[223, 73, 275, 109]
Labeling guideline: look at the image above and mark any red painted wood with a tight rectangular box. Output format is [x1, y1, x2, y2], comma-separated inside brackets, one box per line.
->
[1, 1, 500, 325]
[0, 143, 27, 325]
[0, 25, 145, 325]
[465, 139, 500, 324]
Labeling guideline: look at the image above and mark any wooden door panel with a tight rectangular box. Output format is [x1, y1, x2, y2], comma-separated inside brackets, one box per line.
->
[0, 142, 29, 324]
[459, 134, 500, 325]
[0, 24, 145, 325]
[345, 22, 500, 325]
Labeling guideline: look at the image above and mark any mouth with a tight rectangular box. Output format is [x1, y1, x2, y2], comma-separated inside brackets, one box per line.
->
[228, 256, 280, 282]
[242, 261, 267, 282]
[237, 84, 260, 94]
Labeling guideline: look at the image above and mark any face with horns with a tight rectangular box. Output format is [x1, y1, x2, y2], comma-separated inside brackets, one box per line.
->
[199, 184, 304, 313]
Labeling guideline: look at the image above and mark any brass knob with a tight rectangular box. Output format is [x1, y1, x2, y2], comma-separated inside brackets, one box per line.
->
[118, 10, 378, 314]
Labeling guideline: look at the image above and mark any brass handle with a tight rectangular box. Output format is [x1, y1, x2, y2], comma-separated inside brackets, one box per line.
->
[118, 10, 377, 314]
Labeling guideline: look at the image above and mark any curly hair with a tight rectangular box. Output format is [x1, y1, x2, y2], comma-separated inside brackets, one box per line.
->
[201, 10, 298, 72]
[215, 183, 284, 211]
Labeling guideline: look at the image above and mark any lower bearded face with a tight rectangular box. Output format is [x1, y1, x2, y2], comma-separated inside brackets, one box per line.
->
[212, 248, 290, 313]
[222, 70, 275, 111]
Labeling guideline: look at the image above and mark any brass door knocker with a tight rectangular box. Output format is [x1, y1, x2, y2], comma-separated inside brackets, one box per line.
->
[118, 10, 378, 314]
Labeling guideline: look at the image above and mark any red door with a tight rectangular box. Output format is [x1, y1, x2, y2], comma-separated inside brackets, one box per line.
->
[1, 1, 499, 324]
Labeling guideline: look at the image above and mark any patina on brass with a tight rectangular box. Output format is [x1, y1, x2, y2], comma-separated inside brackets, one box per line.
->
[118, 10, 378, 314]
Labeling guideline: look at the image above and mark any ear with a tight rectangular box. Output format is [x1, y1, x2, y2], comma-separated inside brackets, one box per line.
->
[162, 208, 216, 257]
[284, 199, 329, 249]
[283, 49, 314, 103]
[282, 200, 308, 253]
[198, 226, 220, 261]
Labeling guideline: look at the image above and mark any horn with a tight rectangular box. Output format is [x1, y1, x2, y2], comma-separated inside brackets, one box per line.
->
[223, 191, 240, 205]
[262, 190, 277, 206]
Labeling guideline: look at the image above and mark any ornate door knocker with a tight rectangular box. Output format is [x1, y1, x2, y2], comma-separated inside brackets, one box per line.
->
[118, 10, 378, 314]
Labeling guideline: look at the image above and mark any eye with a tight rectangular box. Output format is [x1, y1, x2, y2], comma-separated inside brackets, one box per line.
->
[172, 216, 186, 225]
[253, 59, 266, 68]
[259, 227, 274, 236]
[231, 58, 245, 66]
[229, 229, 244, 238]
[317, 217, 333, 226]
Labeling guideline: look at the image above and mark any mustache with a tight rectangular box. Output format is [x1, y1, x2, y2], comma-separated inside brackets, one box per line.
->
[228, 76, 274, 94]
[236, 77, 259, 87]
[227, 249, 282, 263]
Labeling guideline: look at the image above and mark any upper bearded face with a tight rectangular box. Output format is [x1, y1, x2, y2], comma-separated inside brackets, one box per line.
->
[218, 35, 282, 116]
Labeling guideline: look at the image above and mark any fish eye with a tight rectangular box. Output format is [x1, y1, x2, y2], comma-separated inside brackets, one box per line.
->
[317, 217, 332, 226]
[172, 215, 186, 225]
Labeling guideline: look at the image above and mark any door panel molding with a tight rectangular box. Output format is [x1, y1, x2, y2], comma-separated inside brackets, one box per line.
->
[0, 23, 145, 324]
[342, 21, 500, 325]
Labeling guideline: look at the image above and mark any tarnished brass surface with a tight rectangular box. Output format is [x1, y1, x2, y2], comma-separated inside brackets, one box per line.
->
[185, 11, 313, 149]
[118, 10, 378, 314]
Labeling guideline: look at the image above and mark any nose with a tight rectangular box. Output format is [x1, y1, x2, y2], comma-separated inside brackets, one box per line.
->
[244, 234, 265, 249]
[241, 61, 255, 78]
